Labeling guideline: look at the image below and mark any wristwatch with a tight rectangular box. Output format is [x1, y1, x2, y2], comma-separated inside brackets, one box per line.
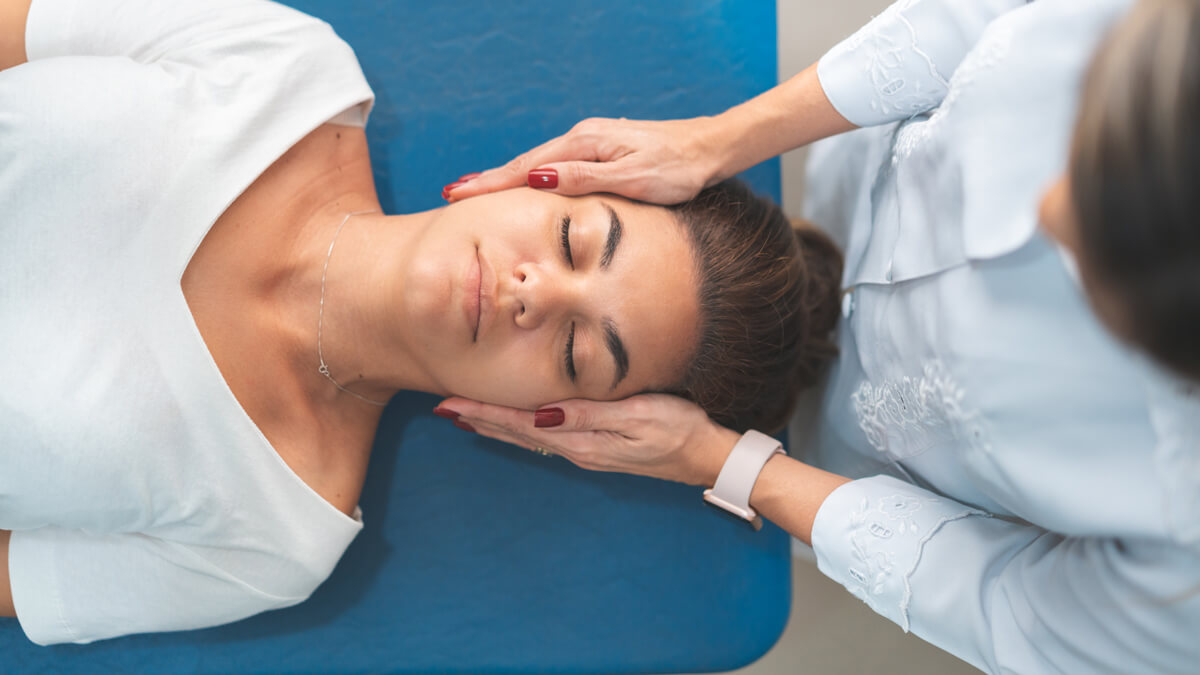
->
[702, 430, 785, 531]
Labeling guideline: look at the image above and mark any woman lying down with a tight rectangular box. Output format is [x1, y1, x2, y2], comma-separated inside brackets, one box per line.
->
[0, 0, 842, 644]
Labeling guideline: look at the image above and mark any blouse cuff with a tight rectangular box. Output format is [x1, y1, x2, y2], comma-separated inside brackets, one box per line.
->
[811, 475, 988, 632]
[816, 0, 959, 127]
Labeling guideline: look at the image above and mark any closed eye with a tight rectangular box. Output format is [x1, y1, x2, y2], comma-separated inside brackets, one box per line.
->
[564, 321, 577, 383]
[560, 215, 574, 269]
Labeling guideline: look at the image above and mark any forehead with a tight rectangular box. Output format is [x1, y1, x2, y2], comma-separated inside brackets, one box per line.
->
[580, 196, 699, 398]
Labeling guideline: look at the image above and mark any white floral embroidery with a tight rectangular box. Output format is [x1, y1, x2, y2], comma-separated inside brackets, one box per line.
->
[842, 0, 950, 121]
[851, 360, 987, 460]
[845, 497, 901, 607]
[843, 493, 988, 632]
[893, 17, 1014, 161]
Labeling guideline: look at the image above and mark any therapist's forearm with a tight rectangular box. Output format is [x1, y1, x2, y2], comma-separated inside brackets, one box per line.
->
[708, 62, 857, 183]
[749, 454, 850, 546]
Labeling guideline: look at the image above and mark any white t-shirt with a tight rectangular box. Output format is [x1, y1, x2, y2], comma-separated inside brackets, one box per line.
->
[0, 0, 374, 645]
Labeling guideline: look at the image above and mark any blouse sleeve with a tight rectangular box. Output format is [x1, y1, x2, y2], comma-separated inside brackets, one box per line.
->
[816, 0, 1028, 127]
[8, 527, 313, 645]
[811, 475, 1200, 673]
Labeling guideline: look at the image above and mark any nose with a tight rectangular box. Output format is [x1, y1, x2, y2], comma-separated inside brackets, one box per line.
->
[509, 261, 580, 329]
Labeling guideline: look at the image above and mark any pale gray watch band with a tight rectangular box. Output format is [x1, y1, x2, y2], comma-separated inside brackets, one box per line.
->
[702, 430, 785, 530]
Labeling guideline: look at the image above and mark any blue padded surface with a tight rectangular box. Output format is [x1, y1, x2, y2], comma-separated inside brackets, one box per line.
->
[1, 2, 788, 673]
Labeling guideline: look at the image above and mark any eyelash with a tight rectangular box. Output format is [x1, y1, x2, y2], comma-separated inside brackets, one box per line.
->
[560, 215, 574, 269]
[564, 322, 577, 383]
[560, 215, 577, 382]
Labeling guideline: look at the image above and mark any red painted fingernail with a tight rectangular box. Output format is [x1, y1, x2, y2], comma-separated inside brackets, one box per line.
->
[534, 407, 565, 428]
[528, 169, 558, 189]
[454, 419, 476, 433]
[457, 172, 482, 182]
[433, 406, 460, 420]
[442, 180, 467, 200]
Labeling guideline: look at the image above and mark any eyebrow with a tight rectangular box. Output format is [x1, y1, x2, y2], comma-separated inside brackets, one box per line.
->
[602, 317, 630, 390]
[600, 202, 623, 269]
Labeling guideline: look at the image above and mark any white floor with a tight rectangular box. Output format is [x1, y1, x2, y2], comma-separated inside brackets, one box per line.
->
[681, 3, 982, 673]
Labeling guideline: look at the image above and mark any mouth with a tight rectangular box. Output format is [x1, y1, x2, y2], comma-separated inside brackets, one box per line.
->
[476, 249, 495, 341]
[465, 246, 482, 342]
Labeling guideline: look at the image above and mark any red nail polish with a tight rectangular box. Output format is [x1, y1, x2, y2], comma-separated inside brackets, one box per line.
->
[433, 406, 460, 420]
[528, 169, 558, 189]
[442, 180, 467, 200]
[534, 407, 565, 428]
[454, 419, 476, 433]
[458, 172, 482, 182]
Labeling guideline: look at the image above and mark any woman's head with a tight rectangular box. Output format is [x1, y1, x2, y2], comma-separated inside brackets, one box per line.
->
[1041, 0, 1200, 379]
[665, 181, 842, 432]
[404, 181, 841, 430]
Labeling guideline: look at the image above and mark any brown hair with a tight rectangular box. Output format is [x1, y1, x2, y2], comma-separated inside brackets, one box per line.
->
[1070, 0, 1200, 379]
[665, 179, 843, 433]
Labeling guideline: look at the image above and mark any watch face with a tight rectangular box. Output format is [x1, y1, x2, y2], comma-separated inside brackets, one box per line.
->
[703, 499, 763, 531]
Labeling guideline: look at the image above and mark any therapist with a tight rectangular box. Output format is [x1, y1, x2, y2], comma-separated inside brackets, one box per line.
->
[438, 1, 1200, 672]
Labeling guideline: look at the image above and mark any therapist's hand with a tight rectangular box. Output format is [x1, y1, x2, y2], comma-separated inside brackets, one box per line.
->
[433, 393, 741, 487]
[443, 116, 728, 205]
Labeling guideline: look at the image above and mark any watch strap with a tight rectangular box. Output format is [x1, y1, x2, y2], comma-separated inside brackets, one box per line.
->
[702, 430, 784, 530]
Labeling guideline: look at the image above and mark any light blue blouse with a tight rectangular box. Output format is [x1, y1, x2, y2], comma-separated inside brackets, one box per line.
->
[797, 1, 1200, 672]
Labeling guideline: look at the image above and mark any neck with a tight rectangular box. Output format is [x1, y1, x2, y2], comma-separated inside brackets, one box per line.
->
[283, 205, 441, 408]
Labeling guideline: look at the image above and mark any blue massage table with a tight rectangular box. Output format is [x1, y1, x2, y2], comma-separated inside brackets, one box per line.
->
[1, 2, 789, 672]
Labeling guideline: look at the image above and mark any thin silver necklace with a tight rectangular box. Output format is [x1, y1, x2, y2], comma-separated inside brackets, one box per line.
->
[317, 210, 388, 407]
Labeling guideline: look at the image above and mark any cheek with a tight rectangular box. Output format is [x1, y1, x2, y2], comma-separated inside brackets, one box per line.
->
[452, 339, 571, 410]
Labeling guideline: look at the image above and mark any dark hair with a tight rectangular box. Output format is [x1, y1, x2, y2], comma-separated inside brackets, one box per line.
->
[664, 179, 843, 433]
[1070, 0, 1200, 380]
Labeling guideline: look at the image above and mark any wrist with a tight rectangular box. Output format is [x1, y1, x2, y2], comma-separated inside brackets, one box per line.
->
[684, 424, 741, 487]
[700, 430, 786, 530]
[696, 112, 746, 185]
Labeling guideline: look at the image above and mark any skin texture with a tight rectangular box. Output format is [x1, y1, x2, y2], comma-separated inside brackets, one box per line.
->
[395, 188, 699, 408]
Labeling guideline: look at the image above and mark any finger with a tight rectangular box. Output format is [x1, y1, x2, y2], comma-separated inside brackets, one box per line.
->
[433, 397, 620, 447]
[464, 417, 614, 472]
[435, 397, 537, 429]
[526, 159, 642, 198]
[440, 396, 653, 436]
[446, 131, 587, 201]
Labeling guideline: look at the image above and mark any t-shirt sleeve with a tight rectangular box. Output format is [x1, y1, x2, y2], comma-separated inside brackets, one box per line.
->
[9, 527, 313, 645]
[25, 0, 373, 126]
[815, 0, 1026, 127]
[811, 475, 1200, 673]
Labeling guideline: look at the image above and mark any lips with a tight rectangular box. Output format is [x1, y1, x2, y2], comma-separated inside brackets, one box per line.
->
[465, 247, 482, 341]
[475, 249, 495, 341]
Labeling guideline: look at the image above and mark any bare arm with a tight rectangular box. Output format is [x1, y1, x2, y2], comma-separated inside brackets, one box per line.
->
[707, 63, 857, 188]
[447, 62, 854, 204]
[0, 0, 32, 71]
[1, 530, 14, 617]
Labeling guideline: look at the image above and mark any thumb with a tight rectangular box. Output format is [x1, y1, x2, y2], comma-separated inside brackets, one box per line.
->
[529, 160, 635, 198]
